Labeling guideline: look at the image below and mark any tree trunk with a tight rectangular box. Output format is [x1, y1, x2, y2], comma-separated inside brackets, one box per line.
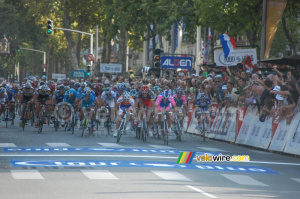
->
[47, 45, 54, 80]
[63, 0, 79, 70]
[118, 27, 127, 74]
[107, 39, 112, 63]
[76, 23, 84, 66]
[102, 31, 107, 63]
[282, 14, 298, 55]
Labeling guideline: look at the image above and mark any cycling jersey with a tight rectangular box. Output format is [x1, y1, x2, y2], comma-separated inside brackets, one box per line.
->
[173, 94, 187, 108]
[101, 91, 116, 101]
[139, 91, 154, 108]
[117, 96, 135, 110]
[81, 95, 96, 108]
[53, 90, 65, 104]
[7, 89, 16, 102]
[196, 95, 211, 112]
[155, 95, 176, 111]
[0, 93, 8, 103]
[64, 89, 78, 105]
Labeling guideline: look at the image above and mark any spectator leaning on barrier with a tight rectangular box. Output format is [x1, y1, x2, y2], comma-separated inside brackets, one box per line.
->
[255, 85, 270, 113]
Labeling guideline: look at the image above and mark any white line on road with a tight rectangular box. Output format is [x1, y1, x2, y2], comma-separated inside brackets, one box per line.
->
[197, 147, 227, 152]
[152, 171, 192, 181]
[148, 145, 174, 149]
[291, 178, 300, 183]
[0, 143, 17, 147]
[46, 143, 71, 147]
[98, 143, 123, 148]
[81, 170, 119, 180]
[185, 185, 218, 198]
[221, 174, 268, 186]
[11, 170, 44, 179]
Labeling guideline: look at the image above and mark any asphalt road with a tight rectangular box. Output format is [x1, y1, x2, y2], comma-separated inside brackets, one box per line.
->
[0, 118, 300, 199]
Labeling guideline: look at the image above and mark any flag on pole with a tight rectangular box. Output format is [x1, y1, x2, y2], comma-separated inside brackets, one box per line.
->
[219, 33, 236, 59]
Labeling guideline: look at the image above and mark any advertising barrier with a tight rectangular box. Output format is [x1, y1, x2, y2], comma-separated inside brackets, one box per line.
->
[269, 113, 300, 152]
[284, 113, 300, 155]
[225, 107, 237, 142]
[235, 106, 258, 144]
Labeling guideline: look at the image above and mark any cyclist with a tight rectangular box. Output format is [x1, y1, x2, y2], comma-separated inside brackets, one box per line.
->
[100, 87, 117, 130]
[173, 87, 187, 128]
[79, 89, 97, 131]
[154, 90, 177, 135]
[34, 85, 52, 128]
[7, 86, 16, 119]
[0, 87, 8, 120]
[19, 83, 36, 126]
[137, 85, 154, 136]
[114, 91, 136, 137]
[195, 93, 211, 132]
[62, 88, 78, 131]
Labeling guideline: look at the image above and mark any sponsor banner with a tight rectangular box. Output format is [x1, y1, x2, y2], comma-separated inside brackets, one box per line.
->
[9, 160, 278, 174]
[272, 106, 279, 138]
[100, 63, 122, 73]
[214, 48, 257, 67]
[52, 73, 66, 79]
[237, 107, 247, 135]
[284, 113, 300, 155]
[215, 107, 230, 140]
[71, 71, 86, 78]
[244, 116, 263, 147]
[251, 117, 272, 149]
[236, 107, 258, 144]
[161, 56, 193, 69]
[211, 108, 225, 135]
[226, 108, 238, 142]
[269, 113, 300, 152]
[210, 103, 218, 127]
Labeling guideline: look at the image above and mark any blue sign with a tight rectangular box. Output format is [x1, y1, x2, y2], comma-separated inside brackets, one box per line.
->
[161, 56, 193, 69]
[3, 147, 218, 156]
[9, 160, 278, 174]
[71, 71, 86, 78]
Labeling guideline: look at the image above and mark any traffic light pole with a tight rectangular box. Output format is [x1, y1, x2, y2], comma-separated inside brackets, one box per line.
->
[19, 48, 46, 74]
[53, 27, 93, 75]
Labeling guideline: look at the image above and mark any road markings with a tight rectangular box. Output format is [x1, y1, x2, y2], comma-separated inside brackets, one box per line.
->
[151, 171, 192, 181]
[98, 143, 123, 148]
[185, 185, 218, 198]
[46, 143, 71, 147]
[291, 178, 300, 183]
[11, 170, 44, 179]
[221, 174, 268, 186]
[148, 145, 174, 149]
[81, 170, 119, 180]
[241, 194, 275, 197]
[0, 143, 16, 147]
[197, 147, 227, 152]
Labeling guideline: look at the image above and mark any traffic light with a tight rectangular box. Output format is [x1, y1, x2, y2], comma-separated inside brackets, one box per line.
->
[154, 48, 163, 68]
[42, 71, 46, 79]
[17, 45, 20, 52]
[47, 20, 53, 34]
[86, 65, 91, 76]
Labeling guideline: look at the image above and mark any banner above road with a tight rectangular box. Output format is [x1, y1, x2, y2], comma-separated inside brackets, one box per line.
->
[100, 63, 122, 73]
[214, 48, 257, 67]
[161, 56, 193, 69]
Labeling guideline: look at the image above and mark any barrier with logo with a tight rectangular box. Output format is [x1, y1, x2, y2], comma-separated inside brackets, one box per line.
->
[235, 106, 258, 144]
[284, 113, 300, 155]
[269, 113, 300, 152]
[225, 107, 238, 142]
[215, 107, 234, 140]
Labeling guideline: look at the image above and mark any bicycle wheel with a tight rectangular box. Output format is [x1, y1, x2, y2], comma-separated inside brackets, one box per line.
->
[11, 111, 15, 126]
[202, 118, 206, 142]
[22, 117, 27, 131]
[142, 128, 146, 142]
[38, 115, 43, 134]
[81, 120, 86, 137]
[89, 120, 93, 136]
[117, 121, 124, 143]
[71, 116, 75, 134]
[106, 119, 111, 135]
[5, 108, 8, 128]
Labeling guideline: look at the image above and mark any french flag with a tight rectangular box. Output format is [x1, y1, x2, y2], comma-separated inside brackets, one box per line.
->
[219, 33, 236, 59]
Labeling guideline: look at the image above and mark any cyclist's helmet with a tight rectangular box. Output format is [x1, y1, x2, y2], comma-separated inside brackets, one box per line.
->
[104, 80, 110, 86]
[141, 85, 149, 92]
[81, 82, 87, 87]
[176, 88, 184, 94]
[130, 89, 138, 98]
[91, 83, 97, 89]
[74, 82, 80, 87]
[48, 80, 54, 86]
[57, 85, 64, 91]
[42, 76, 47, 80]
[84, 87, 92, 92]
[0, 87, 6, 94]
[116, 83, 123, 90]
[199, 93, 206, 99]
[162, 90, 171, 98]
[85, 90, 92, 96]
[64, 86, 70, 91]
[2, 81, 7, 87]
[25, 82, 32, 89]
[123, 91, 130, 100]
[40, 82, 45, 86]
[57, 79, 62, 85]
[41, 85, 49, 92]
[69, 80, 75, 85]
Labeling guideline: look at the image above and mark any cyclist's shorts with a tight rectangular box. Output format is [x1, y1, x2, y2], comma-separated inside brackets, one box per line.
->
[118, 107, 133, 116]
[22, 96, 33, 103]
[197, 107, 209, 114]
[140, 98, 152, 108]
[105, 99, 115, 108]
[157, 105, 171, 112]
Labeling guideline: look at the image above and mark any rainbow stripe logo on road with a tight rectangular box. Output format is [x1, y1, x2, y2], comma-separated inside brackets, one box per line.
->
[177, 152, 195, 164]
